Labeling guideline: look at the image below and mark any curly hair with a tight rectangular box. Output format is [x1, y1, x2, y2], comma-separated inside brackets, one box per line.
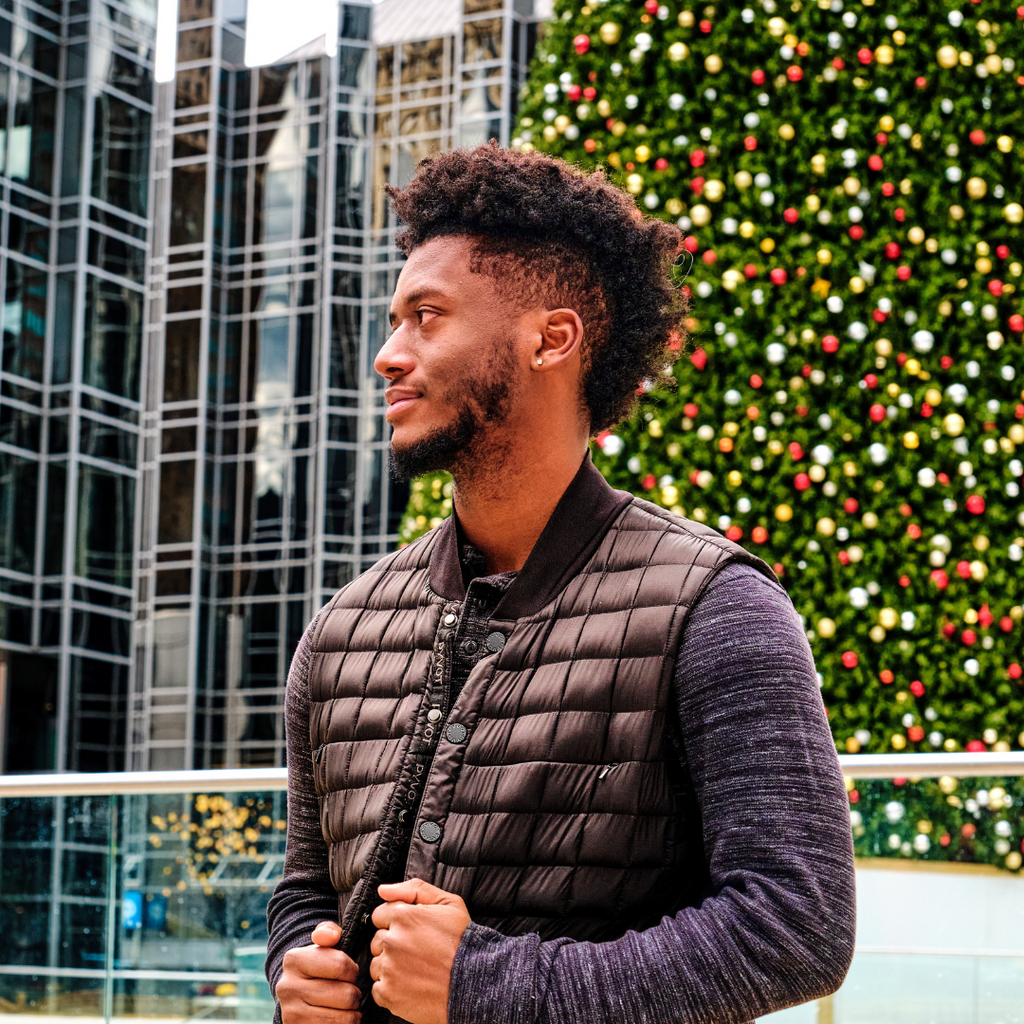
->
[384, 143, 685, 433]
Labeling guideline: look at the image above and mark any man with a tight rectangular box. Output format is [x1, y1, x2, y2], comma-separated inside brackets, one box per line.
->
[266, 144, 856, 1024]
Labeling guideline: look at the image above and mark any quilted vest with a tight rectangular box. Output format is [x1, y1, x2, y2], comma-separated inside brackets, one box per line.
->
[306, 456, 778, 960]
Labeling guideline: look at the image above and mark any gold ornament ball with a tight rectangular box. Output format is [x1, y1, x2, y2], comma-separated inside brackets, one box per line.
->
[970, 560, 988, 581]
[848, 546, 864, 563]
[668, 41, 689, 61]
[721, 269, 743, 292]
[977, 240, 991, 255]
[985, 54, 1001, 74]
[816, 248, 832, 265]
[960, 50, 974, 67]
[875, 44, 895, 65]
[734, 170, 753, 189]
[875, 338, 893, 356]
[543, 125, 558, 142]
[925, 387, 942, 406]
[891, 734, 907, 751]
[966, 177, 987, 199]
[845, 737, 861, 753]
[973, 534, 990, 552]
[690, 203, 711, 226]
[727, 470, 743, 487]
[634, 144, 651, 162]
[938, 776, 958, 795]
[903, 431, 920, 450]
[599, 21, 621, 45]
[879, 608, 898, 630]
[997, 135, 1013, 153]
[817, 618, 836, 639]
[703, 178, 725, 202]
[811, 154, 826, 174]
[760, 238, 776, 253]
[767, 16, 787, 37]
[1004, 203, 1024, 224]
[908, 226, 925, 244]
[1011, 424, 1024, 444]
[843, 176, 861, 196]
[816, 517, 836, 537]
[869, 625, 886, 643]
[778, 123, 795, 141]
[554, 114, 570, 132]
[936, 45, 959, 68]
[704, 54, 722, 74]
[943, 413, 965, 436]
[775, 504, 794, 523]
[949, 204, 964, 220]
[905, 358, 921, 375]
[862, 512, 879, 529]
[849, 276, 865, 294]
[626, 173, 644, 195]
[805, 194, 821, 212]
[596, 98, 612, 117]
[665, 198, 683, 216]
[738, 220, 756, 238]
[678, 10, 694, 27]
[976, 257, 993, 274]
[611, 120, 627, 137]
[879, 115, 895, 132]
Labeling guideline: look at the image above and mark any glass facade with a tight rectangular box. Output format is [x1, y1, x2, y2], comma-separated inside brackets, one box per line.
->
[0, 0, 542, 774]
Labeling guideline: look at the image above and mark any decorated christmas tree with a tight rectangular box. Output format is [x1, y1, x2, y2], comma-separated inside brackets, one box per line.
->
[401, 1, 1024, 867]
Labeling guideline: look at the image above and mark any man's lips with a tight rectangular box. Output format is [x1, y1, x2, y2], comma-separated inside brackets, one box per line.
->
[385, 389, 422, 420]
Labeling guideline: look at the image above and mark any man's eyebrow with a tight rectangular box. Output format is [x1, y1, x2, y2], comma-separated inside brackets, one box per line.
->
[388, 287, 446, 325]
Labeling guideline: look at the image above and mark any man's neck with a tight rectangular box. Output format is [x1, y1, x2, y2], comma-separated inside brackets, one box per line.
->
[452, 444, 589, 575]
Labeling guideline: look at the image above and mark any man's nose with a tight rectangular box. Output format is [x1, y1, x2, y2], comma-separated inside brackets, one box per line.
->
[374, 325, 414, 381]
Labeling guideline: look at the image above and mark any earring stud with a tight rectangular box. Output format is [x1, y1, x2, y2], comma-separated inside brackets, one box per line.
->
[536, 358, 543, 365]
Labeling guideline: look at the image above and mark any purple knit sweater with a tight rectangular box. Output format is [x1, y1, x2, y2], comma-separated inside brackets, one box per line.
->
[266, 561, 856, 1024]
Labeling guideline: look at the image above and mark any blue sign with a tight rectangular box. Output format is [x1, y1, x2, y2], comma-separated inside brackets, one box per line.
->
[122, 892, 142, 931]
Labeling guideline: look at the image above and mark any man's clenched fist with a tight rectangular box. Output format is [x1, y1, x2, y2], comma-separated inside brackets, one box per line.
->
[278, 921, 362, 1024]
[369, 879, 472, 1024]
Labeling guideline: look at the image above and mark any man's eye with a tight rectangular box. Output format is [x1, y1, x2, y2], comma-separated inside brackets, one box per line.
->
[415, 309, 437, 324]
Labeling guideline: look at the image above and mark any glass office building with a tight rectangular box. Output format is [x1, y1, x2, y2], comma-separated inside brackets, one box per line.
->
[0, 0, 543, 774]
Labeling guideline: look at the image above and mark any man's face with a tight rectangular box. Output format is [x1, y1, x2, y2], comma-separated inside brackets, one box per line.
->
[376, 235, 523, 481]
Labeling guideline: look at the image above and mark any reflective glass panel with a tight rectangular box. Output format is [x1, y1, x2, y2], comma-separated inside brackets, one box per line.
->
[75, 463, 135, 588]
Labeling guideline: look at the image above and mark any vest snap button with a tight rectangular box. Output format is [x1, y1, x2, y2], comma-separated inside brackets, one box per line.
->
[444, 723, 467, 744]
[426, 708, 442, 723]
[443, 613, 457, 626]
[485, 631, 506, 653]
[419, 821, 442, 843]
[460, 639, 478, 656]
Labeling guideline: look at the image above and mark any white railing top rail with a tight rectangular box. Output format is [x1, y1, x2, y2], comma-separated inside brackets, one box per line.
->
[1, 752, 1024, 797]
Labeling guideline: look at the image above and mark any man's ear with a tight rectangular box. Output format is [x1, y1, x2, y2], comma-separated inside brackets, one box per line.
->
[532, 308, 584, 370]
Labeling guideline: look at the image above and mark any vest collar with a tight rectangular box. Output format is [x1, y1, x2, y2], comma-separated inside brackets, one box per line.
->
[428, 452, 633, 618]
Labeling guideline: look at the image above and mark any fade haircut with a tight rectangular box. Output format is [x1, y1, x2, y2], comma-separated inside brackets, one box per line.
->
[384, 143, 686, 434]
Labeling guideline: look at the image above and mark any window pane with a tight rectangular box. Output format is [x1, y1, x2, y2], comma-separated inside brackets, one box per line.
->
[91, 92, 150, 217]
[334, 142, 365, 229]
[254, 316, 289, 400]
[164, 319, 201, 402]
[1, 652, 59, 772]
[176, 65, 210, 108]
[169, 163, 206, 246]
[401, 38, 444, 85]
[67, 656, 127, 772]
[44, 461, 66, 575]
[11, 73, 56, 193]
[325, 448, 355, 536]
[463, 18, 502, 64]
[2, 260, 47, 383]
[87, 228, 146, 283]
[61, 86, 84, 196]
[329, 303, 359, 390]
[158, 459, 195, 545]
[0, 451, 38, 571]
[75, 463, 134, 587]
[83, 275, 142, 399]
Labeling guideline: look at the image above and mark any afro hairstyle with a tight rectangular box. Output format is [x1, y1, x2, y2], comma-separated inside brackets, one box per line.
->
[384, 143, 686, 434]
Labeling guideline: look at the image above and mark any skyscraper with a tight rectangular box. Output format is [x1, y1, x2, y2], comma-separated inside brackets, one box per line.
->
[0, 0, 543, 774]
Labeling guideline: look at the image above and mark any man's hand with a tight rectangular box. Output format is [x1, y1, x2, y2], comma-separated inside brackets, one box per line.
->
[277, 921, 362, 1024]
[369, 879, 472, 1024]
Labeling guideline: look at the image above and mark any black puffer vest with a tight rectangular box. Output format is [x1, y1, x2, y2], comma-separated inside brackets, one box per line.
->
[307, 456, 778, 961]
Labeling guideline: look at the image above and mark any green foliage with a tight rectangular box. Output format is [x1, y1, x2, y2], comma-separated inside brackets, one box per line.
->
[398, 0, 1024, 869]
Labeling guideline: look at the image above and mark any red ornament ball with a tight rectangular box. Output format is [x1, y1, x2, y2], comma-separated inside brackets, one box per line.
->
[583, 86, 597, 100]
[965, 741, 987, 754]
[915, 76, 927, 88]
[868, 154, 883, 171]
[897, 265, 912, 281]
[750, 373, 763, 388]
[908, 726, 925, 742]
[875, 132, 888, 146]
[894, 207, 906, 222]
[783, 207, 799, 224]
[942, 622, 957, 638]
[787, 65, 803, 82]
[794, 472, 811, 491]
[1010, 663, 1023, 680]
[567, 84, 581, 101]
[699, 18, 712, 33]
[752, 526, 769, 544]
[690, 348, 707, 370]
[956, 560, 972, 578]
[684, 402, 699, 418]
[930, 569, 949, 589]
[848, 225, 864, 240]
[969, 129, 986, 145]
[683, 235, 699, 253]
[899, 575, 910, 587]
[726, 525, 743, 541]
[690, 149, 706, 167]
[881, 182, 895, 196]
[832, 57, 845, 70]
[997, 244, 1010, 259]
[844, 498, 859, 513]
[989, 280, 1004, 297]
[842, 651, 859, 669]
[744, 263, 758, 279]
[1009, 314, 1024, 332]
[1002, 616, 1015, 632]
[857, 47, 873, 64]
[654, 157, 669, 171]
[584, 139, 597, 153]
[880, 670, 894, 684]
[822, 334, 840, 353]
[751, 68, 766, 85]
[770, 268, 788, 285]
[641, 473, 656, 490]
[885, 242, 902, 259]
[962, 629, 977, 645]
[573, 34, 590, 54]
[910, 680, 925, 697]
[966, 495, 986, 514]
[873, 309, 888, 323]
[644, 0, 659, 10]
[702, 250, 717, 264]
[941, 355, 954, 369]
[789, 442, 804, 459]
[744, 135, 758, 151]
[863, 373, 878, 388]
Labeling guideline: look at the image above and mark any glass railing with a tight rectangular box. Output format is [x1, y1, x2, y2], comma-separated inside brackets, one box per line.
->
[1, 755, 1022, 1023]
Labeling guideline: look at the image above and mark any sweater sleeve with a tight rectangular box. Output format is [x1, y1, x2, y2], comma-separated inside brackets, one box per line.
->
[265, 614, 340, 1006]
[447, 561, 857, 1024]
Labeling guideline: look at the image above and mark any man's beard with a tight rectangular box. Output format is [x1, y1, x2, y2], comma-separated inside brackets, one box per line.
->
[388, 352, 518, 483]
